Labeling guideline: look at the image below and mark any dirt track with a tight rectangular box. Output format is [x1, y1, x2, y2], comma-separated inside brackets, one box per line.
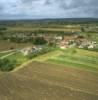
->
[0, 61, 98, 100]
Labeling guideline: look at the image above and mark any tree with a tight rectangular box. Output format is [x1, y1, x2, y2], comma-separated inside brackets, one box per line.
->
[0, 59, 16, 71]
[33, 37, 47, 45]
[81, 27, 85, 32]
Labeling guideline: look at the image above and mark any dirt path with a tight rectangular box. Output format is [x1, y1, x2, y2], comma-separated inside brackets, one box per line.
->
[12, 50, 62, 72]
[0, 52, 16, 59]
[0, 49, 17, 54]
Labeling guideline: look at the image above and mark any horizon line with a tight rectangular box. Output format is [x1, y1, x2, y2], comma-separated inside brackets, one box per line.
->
[0, 17, 98, 21]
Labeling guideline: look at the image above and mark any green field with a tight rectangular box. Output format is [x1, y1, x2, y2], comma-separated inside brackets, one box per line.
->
[0, 52, 10, 57]
[0, 46, 55, 71]
[34, 48, 98, 73]
[0, 19, 98, 99]
[5, 52, 29, 65]
[7, 27, 81, 33]
[0, 51, 14, 58]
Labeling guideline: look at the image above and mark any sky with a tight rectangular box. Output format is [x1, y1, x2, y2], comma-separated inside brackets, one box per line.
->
[0, 0, 98, 19]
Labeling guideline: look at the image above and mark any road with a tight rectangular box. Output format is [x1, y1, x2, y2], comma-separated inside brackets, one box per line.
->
[0, 52, 16, 59]
[0, 49, 19, 59]
[0, 49, 17, 54]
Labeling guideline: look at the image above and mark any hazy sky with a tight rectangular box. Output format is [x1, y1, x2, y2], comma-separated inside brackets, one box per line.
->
[0, 0, 98, 19]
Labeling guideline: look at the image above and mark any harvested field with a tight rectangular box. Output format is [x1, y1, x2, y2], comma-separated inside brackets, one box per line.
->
[0, 61, 98, 100]
[0, 41, 32, 51]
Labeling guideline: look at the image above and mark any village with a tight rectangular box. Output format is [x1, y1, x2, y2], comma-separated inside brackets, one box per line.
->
[1, 31, 97, 72]
[20, 45, 46, 56]
[16, 33, 98, 56]
[1, 28, 98, 57]
[0, 0, 98, 99]
[58, 35, 98, 50]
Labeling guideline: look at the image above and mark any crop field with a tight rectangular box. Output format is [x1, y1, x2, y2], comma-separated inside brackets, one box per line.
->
[0, 19, 98, 99]
[0, 41, 33, 51]
[0, 61, 98, 100]
[85, 32, 98, 42]
[46, 48, 98, 73]
[0, 46, 56, 71]
[7, 27, 81, 32]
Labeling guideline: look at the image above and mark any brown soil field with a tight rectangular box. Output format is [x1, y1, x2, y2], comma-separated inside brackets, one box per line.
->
[0, 61, 98, 100]
[0, 41, 33, 51]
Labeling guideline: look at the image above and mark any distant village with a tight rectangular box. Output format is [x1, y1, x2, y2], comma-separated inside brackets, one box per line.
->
[12, 32, 98, 56]
[1, 30, 98, 56]
[58, 35, 98, 50]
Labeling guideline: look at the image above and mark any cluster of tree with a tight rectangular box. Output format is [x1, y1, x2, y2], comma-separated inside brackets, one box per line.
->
[33, 37, 47, 45]
[0, 58, 17, 71]
[27, 46, 55, 59]
[0, 30, 78, 42]
[0, 31, 48, 44]
[8, 37, 33, 43]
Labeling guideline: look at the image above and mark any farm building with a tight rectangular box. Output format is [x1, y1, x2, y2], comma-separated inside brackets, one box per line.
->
[21, 47, 33, 56]
[20, 45, 43, 56]
[60, 45, 68, 49]
[20, 46, 36, 56]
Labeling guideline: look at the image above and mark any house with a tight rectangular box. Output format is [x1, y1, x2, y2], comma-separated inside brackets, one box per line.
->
[20, 45, 43, 56]
[63, 36, 75, 42]
[88, 45, 94, 49]
[87, 42, 96, 49]
[21, 46, 37, 56]
[55, 36, 63, 40]
[78, 45, 84, 49]
[69, 43, 77, 48]
[60, 45, 68, 49]
[20, 47, 32, 56]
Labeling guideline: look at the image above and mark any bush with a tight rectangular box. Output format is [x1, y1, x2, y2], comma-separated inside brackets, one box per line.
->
[27, 47, 54, 59]
[27, 53, 38, 59]
[71, 49, 77, 54]
[0, 59, 17, 71]
[33, 37, 47, 45]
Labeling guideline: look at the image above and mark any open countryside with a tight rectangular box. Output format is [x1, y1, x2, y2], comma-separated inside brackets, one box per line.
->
[0, 18, 98, 100]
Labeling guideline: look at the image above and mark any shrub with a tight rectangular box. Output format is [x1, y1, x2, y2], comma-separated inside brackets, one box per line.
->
[0, 59, 17, 71]
[33, 37, 47, 45]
